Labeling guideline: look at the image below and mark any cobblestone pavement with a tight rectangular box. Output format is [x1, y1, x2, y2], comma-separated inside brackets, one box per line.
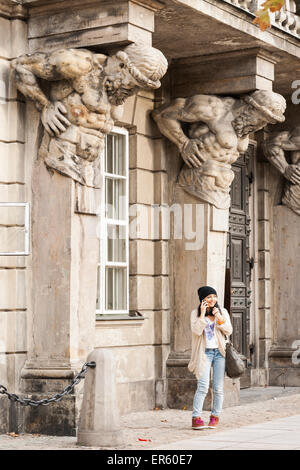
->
[0, 387, 300, 450]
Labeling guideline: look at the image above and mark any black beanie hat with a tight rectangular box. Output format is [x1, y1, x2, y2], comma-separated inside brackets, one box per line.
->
[197, 286, 217, 303]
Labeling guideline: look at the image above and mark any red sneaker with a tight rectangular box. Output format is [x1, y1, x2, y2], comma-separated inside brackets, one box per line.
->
[208, 415, 219, 428]
[192, 417, 206, 430]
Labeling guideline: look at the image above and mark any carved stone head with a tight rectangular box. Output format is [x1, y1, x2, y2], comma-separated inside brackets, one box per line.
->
[104, 43, 168, 105]
[233, 90, 286, 137]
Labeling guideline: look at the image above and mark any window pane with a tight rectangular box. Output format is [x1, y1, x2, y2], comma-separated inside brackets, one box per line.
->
[105, 178, 126, 220]
[113, 133, 125, 176]
[96, 265, 101, 310]
[107, 225, 126, 262]
[105, 133, 125, 176]
[105, 267, 127, 311]
[106, 134, 113, 174]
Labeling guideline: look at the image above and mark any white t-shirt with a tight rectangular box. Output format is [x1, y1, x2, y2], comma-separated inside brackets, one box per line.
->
[204, 316, 218, 348]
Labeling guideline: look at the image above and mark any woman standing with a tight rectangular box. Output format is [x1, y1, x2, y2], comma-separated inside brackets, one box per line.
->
[188, 285, 233, 429]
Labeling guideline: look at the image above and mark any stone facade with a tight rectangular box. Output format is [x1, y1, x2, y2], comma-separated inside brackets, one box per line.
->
[0, 0, 28, 433]
[0, 0, 300, 435]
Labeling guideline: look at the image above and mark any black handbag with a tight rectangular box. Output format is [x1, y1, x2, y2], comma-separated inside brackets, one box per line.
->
[225, 339, 245, 379]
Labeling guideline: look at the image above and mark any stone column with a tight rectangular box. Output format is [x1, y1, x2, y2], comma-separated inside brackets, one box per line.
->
[20, 132, 99, 435]
[269, 205, 300, 386]
[166, 186, 239, 409]
[15, 0, 166, 435]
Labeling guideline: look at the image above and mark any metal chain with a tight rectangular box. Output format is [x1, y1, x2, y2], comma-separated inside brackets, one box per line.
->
[274, 368, 287, 389]
[0, 361, 96, 407]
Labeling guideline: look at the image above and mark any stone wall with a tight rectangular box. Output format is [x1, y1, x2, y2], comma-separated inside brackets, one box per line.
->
[0, 5, 28, 432]
[257, 156, 273, 381]
[266, 101, 300, 386]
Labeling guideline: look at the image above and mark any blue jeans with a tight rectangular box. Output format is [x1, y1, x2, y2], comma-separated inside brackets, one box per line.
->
[192, 348, 225, 418]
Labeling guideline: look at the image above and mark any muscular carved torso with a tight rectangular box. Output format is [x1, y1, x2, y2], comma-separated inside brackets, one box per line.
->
[188, 122, 249, 165]
[49, 75, 114, 136]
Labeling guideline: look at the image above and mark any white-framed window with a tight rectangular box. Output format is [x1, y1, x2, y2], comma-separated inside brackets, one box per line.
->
[96, 127, 129, 316]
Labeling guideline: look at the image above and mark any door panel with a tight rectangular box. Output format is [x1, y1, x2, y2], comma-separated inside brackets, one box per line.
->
[226, 142, 255, 388]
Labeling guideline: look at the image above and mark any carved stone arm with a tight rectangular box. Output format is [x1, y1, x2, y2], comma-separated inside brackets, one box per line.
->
[152, 98, 190, 152]
[152, 94, 235, 169]
[263, 142, 289, 175]
[263, 131, 300, 182]
[152, 94, 226, 150]
[12, 53, 51, 111]
[12, 49, 99, 135]
[12, 49, 95, 111]
[153, 99, 206, 168]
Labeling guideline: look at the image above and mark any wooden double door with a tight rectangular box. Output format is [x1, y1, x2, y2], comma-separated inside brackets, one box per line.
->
[226, 142, 255, 388]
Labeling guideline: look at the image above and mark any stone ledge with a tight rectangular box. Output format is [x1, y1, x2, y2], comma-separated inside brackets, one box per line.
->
[269, 367, 300, 387]
[95, 314, 145, 328]
[269, 347, 298, 358]
[0, 1, 27, 20]
[25, 0, 164, 52]
[20, 369, 76, 380]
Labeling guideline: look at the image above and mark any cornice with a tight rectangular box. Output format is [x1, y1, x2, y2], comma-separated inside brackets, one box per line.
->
[0, 0, 27, 19]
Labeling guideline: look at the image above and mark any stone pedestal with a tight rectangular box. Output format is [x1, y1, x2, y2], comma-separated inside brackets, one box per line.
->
[269, 205, 300, 386]
[166, 186, 240, 409]
[77, 349, 124, 447]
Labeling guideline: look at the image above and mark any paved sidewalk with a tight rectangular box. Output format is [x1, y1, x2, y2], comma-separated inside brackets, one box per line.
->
[153, 414, 300, 450]
[0, 387, 300, 450]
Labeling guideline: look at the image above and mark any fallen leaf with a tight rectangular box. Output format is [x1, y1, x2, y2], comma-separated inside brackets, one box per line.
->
[253, 0, 285, 31]
[253, 10, 271, 31]
[262, 0, 285, 12]
[138, 438, 152, 442]
[6, 432, 19, 438]
[161, 419, 168, 422]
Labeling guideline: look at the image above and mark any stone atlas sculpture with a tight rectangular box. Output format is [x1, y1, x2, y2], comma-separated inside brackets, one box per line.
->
[152, 91, 286, 209]
[263, 127, 300, 216]
[12, 44, 168, 188]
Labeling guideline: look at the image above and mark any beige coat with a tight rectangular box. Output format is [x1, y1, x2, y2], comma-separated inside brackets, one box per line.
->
[188, 307, 233, 380]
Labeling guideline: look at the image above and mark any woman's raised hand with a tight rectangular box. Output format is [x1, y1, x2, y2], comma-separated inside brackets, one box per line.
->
[213, 307, 223, 321]
[200, 300, 208, 317]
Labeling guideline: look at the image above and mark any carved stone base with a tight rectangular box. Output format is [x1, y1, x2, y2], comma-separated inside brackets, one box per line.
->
[155, 378, 168, 409]
[0, 396, 10, 434]
[269, 347, 300, 387]
[25, 394, 76, 436]
[16, 372, 79, 436]
[166, 353, 240, 411]
[0, 390, 76, 436]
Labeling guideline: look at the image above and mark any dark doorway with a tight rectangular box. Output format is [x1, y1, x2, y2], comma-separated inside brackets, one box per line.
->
[226, 142, 255, 388]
